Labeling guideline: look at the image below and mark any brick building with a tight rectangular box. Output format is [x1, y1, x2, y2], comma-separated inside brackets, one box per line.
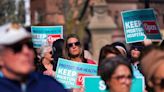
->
[31, 0, 64, 25]
[31, 0, 164, 28]
[106, 0, 164, 29]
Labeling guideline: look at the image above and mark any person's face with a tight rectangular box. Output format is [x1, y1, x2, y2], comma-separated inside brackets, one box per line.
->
[151, 62, 164, 92]
[107, 65, 132, 92]
[67, 37, 81, 57]
[44, 47, 53, 62]
[1, 39, 35, 76]
[131, 48, 141, 58]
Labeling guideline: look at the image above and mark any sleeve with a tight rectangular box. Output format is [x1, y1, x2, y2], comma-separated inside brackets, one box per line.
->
[87, 59, 96, 65]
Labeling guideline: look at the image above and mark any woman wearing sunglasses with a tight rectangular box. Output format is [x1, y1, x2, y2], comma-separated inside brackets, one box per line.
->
[63, 34, 95, 64]
[129, 43, 144, 78]
[141, 46, 164, 92]
[98, 56, 133, 92]
[37, 45, 55, 76]
[63, 34, 96, 92]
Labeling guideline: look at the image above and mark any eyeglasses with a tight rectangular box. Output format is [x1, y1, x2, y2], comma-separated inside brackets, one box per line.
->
[6, 39, 33, 53]
[67, 41, 81, 48]
[112, 75, 132, 81]
[152, 77, 164, 89]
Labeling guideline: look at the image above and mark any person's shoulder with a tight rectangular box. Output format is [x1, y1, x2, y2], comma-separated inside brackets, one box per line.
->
[33, 73, 68, 92]
[36, 73, 59, 84]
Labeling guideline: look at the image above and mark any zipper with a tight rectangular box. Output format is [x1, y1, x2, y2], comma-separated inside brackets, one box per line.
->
[21, 83, 26, 92]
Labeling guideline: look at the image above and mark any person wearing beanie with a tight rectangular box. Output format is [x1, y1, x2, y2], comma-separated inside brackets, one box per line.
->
[141, 46, 164, 92]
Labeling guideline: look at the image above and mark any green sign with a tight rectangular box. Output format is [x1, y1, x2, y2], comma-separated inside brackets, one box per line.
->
[84, 76, 108, 92]
[121, 8, 162, 43]
[55, 58, 98, 89]
[84, 76, 144, 92]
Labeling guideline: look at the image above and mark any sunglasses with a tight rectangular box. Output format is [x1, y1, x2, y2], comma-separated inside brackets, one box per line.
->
[67, 41, 81, 48]
[131, 46, 144, 51]
[6, 40, 33, 53]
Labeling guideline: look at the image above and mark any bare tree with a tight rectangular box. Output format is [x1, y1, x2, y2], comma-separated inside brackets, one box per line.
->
[0, 0, 25, 25]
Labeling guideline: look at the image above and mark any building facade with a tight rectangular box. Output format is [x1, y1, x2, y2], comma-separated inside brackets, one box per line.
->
[31, 0, 64, 25]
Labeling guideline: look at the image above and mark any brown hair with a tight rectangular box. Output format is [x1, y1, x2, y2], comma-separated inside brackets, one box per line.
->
[141, 46, 164, 82]
[63, 34, 87, 63]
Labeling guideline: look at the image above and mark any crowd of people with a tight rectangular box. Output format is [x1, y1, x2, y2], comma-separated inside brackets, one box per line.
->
[0, 22, 164, 92]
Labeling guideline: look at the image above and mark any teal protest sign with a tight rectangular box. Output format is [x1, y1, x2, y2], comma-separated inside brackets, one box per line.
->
[84, 76, 144, 92]
[84, 76, 108, 92]
[55, 58, 98, 89]
[31, 26, 63, 48]
[121, 8, 162, 43]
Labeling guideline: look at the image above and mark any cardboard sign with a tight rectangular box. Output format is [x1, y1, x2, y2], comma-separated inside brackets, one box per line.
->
[31, 26, 63, 48]
[55, 58, 98, 89]
[121, 8, 162, 43]
[84, 76, 144, 92]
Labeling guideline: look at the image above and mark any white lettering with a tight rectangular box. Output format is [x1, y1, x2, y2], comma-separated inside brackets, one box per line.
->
[57, 68, 77, 77]
[99, 80, 106, 90]
[126, 29, 136, 34]
[57, 75, 75, 82]
[144, 24, 157, 32]
[125, 20, 142, 29]
[127, 32, 144, 38]
[58, 68, 63, 75]
[125, 22, 131, 29]
[130, 21, 135, 28]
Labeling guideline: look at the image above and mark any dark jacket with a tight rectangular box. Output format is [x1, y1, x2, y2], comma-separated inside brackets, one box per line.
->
[0, 72, 68, 92]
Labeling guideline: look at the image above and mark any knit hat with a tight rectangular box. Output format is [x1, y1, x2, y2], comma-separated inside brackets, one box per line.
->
[141, 48, 164, 82]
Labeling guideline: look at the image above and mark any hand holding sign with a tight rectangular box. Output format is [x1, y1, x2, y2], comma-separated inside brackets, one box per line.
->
[47, 34, 61, 44]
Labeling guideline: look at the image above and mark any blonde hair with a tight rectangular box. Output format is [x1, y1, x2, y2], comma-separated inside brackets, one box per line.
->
[40, 45, 52, 58]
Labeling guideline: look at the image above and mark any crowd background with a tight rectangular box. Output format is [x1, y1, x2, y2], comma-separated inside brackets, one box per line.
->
[0, 22, 164, 92]
[0, 0, 164, 92]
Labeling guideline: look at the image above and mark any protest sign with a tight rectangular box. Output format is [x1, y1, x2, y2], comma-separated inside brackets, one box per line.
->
[84, 76, 144, 92]
[31, 26, 63, 48]
[55, 58, 98, 89]
[84, 76, 108, 92]
[121, 8, 162, 43]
